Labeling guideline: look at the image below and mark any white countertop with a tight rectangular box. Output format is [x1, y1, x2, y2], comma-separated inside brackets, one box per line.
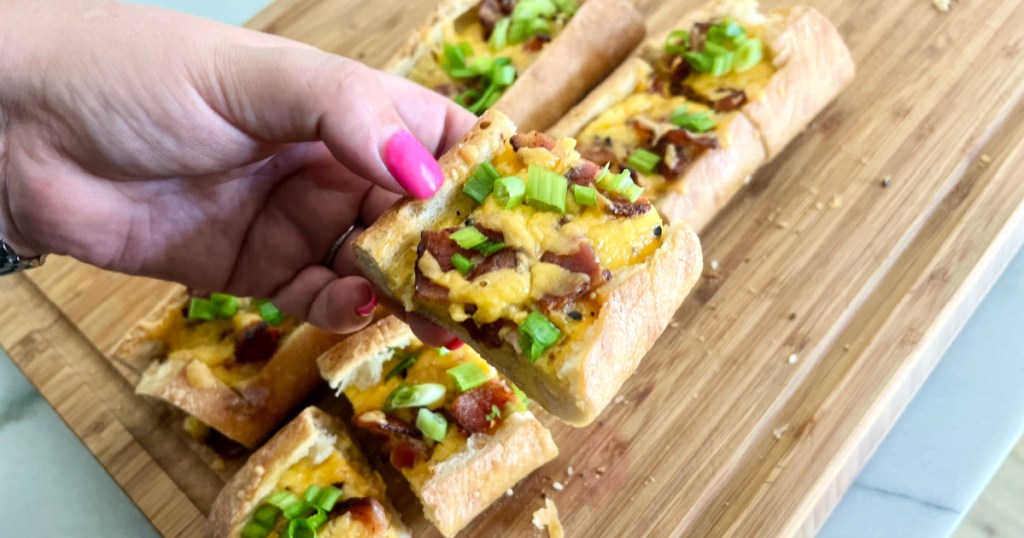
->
[2, 1, 1023, 536]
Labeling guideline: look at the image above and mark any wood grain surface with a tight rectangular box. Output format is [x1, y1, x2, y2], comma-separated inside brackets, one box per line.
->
[3, 0, 1024, 536]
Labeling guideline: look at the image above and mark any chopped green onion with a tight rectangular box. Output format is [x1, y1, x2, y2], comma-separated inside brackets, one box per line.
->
[384, 383, 447, 411]
[518, 311, 562, 361]
[470, 56, 493, 76]
[486, 404, 502, 421]
[187, 297, 217, 321]
[467, 84, 500, 114]
[626, 149, 661, 175]
[451, 253, 476, 275]
[552, 0, 578, 14]
[665, 29, 689, 55]
[285, 518, 317, 538]
[258, 301, 284, 326]
[266, 490, 308, 520]
[597, 169, 633, 193]
[624, 183, 645, 203]
[734, 38, 763, 72]
[209, 293, 239, 318]
[525, 164, 568, 213]
[509, 383, 530, 413]
[527, 18, 552, 37]
[437, 347, 450, 356]
[384, 352, 417, 380]
[508, 19, 530, 44]
[252, 505, 280, 526]
[489, 17, 511, 51]
[572, 184, 597, 206]
[710, 51, 734, 77]
[302, 485, 322, 505]
[683, 51, 712, 73]
[492, 64, 516, 86]
[671, 107, 716, 132]
[447, 362, 492, 392]
[416, 408, 448, 442]
[458, 42, 474, 58]
[703, 40, 730, 57]
[313, 486, 343, 511]
[241, 521, 272, 538]
[513, 0, 557, 20]
[442, 43, 466, 70]
[304, 508, 328, 530]
[463, 163, 499, 203]
[493, 176, 526, 208]
[450, 226, 489, 249]
[476, 240, 506, 256]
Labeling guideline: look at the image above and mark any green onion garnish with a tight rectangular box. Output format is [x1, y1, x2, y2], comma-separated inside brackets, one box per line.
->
[470, 56, 493, 76]
[510, 383, 530, 413]
[210, 293, 239, 318]
[450, 226, 489, 249]
[684, 51, 712, 73]
[304, 508, 328, 531]
[486, 404, 502, 421]
[253, 505, 280, 526]
[241, 521, 272, 538]
[285, 518, 318, 538]
[492, 64, 516, 87]
[384, 352, 417, 380]
[489, 17, 511, 51]
[302, 485, 322, 505]
[447, 362, 492, 392]
[597, 169, 633, 193]
[665, 29, 689, 55]
[710, 51, 734, 77]
[463, 163, 500, 203]
[416, 408, 448, 442]
[313, 485, 343, 511]
[671, 108, 716, 133]
[187, 297, 217, 321]
[572, 184, 597, 206]
[508, 19, 530, 44]
[266, 490, 308, 519]
[525, 164, 568, 213]
[527, 18, 552, 37]
[494, 176, 526, 208]
[384, 383, 447, 411]
[258, 301, 284, 326]
[626, 149, 661, 176]
[734, 38, 763, 72]
[476, 240, 506, 256]
[451, 253, 476, 275]
[518, 311, 562, 361]
[552, 0, 578, 15]
[624, 183, 645, 203]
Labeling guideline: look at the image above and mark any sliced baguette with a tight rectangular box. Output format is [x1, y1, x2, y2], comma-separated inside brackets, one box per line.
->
[209, 406, 408, 538]
[385, 0, 646, 131]
[318, 315, 559, 537]
[114, 287, 347, 448]
[353, 109, 704, 426]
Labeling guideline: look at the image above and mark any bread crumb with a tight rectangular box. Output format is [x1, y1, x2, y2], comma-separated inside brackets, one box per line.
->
[532, 498, 564, 538]
[506, 488, 514, 497]
[567, 466, 574, 477]
[596, 466, 607, 475]
[613, 395, 626, 405]
[859, 157, 868, 165]
[646, 476, 655, 484]
[552, 481, 564, 491]
[710, 259, 720, 271]
[744, 175, 753, 185]
[787, 353, 799, 365]
[670, 320, 680, 328]
[815, 201, 825, 210]
[828, 194, 843, 208]
[931, 0, 951, 12]
[981, 154, 992, 164]
[773, 424, 791, 439]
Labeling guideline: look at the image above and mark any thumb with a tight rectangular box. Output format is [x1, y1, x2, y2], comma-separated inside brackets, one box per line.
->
[209, 45, 445, 199]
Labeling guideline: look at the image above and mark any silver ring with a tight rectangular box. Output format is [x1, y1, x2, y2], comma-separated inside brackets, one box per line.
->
[323, 224, 357, 267]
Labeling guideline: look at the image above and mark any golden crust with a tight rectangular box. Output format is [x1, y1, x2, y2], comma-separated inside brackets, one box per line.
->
[118, 294, 349, 447]
[354, 109, 703, 425]
[384, 0, 646, 132]
[208, 407, 409, 538]
[547, 57, 652, 140]
[317, 315, 559, 537]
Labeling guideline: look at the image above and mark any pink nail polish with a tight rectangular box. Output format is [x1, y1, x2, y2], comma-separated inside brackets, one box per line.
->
[384, 130, 444, 199]
[444, 337, 464, 351]
[354, 290, 378, 317]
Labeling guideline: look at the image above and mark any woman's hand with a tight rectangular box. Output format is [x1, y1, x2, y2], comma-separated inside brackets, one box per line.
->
[0, 0, 475, 344]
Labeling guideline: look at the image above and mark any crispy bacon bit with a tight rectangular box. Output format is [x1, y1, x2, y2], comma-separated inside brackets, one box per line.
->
[608, 197, 653, 217]
[331, 497, 388, 534]
[663, 128, 720, 150]
[628, 118, 656, 147]
[450, 378, 517, 434]
[468, 249, 517, 279]
[511, 132, 556, 151]
[354, 411, 430, 469]
[478, 0, 507, 37]
[233, 322, 281, 364]
[577, 144, 618, 169]
[690, 22, 712, 51]
[416, 227, 510, 302]
[541, 244, 607, 290]
[714, 89, 748, 112]
[566, 160, 603, 186]
[523, 34, 551, 52]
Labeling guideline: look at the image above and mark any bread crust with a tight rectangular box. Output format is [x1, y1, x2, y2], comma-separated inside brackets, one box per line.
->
[318, 315, 559, 537]
[208, 407, 408, 538]
[548, 0, 853, 230]
[354, 109, 704, 425]
[115, 290, 348, 448]
[385, 0, 646, 132]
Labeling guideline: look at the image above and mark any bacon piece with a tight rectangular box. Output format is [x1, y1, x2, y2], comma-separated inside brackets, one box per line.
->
[353, 411, 430, 469]
[566, 160, 603, 186]
[511, 132, 556, 151]
[331, 498, 388, 535]
[467, 248, 517, 280]
[478, 0, 506, 37]
[607, 197, 653, 217]
[462, 320, 515, 349]
[690, 22, 712, 51]
[714, 89, 748, 112]
[450, 378, 517, 434]
[577, 144, 618, 169]
[415, 228, 514, 302]
[523, 34, 551, 52]
[662, 128, 720, 150]
[233, 322, 281, 364]
[541, 244, 607, 290]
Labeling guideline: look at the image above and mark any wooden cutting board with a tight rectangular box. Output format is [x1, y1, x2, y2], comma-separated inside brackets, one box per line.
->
[4, 0, 1024, 535]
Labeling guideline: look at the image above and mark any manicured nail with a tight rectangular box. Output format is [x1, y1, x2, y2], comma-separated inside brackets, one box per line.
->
[354, 290, 377, 317]
[384, 130, 443, 199]
[444, 337, 464, 350]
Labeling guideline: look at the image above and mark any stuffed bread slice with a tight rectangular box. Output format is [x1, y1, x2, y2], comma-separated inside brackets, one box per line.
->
[353, 109, 703, 426]
[386, 0, 645, 131]
[209, 406, 408, 538]
[115, 288, 346, 448]
[548, 0, 854, 231]
[318, 315, 558, 537]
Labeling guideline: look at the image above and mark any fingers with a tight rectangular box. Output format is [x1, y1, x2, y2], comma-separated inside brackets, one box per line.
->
[209, 46, 449, 199]
[271, 266, 377, 334]
[372, 292, 459, 348]
[373, 72, 478, 156]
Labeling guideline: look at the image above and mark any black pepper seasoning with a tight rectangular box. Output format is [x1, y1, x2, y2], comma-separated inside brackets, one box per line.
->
[568, 311, 583, 321]
[654, 225, 663, 238]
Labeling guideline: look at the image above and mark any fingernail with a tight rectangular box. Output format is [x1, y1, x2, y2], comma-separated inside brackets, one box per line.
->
[444, 337, 464, 350]
[384, 130, 443, 199]
[354, 290, 378, 317]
